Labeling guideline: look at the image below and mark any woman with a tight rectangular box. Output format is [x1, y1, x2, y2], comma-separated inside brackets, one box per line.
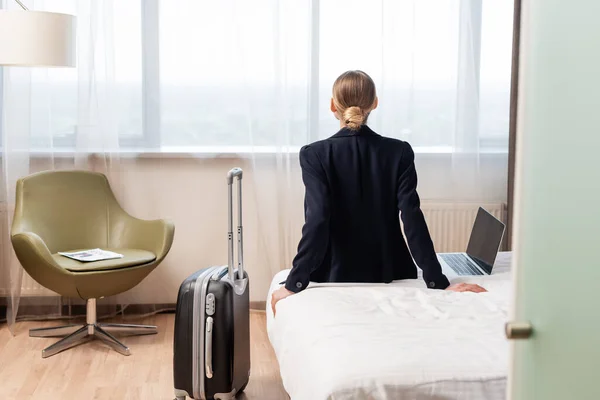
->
[272, 70, 485, 315]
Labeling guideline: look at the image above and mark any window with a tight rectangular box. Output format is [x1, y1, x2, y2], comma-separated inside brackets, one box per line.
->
[319, 0, 463, 147]
[25, 0, 142, 149]
[479, 0, 514, 149]
[159, 0, 311, 147]
[20, 0, 514, 151]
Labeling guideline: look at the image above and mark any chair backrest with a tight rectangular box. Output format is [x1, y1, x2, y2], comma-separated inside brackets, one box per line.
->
[11, 170, 120, 254]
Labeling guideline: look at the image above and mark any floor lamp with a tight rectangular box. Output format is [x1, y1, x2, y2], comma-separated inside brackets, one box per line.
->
[0, 0, 76, 350]
[0, 0, 76, 67]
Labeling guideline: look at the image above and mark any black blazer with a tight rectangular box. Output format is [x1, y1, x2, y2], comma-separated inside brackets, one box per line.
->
[285, 125, 450, 293]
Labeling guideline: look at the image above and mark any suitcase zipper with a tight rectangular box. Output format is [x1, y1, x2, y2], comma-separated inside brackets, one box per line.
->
[211, 266, 228, 281]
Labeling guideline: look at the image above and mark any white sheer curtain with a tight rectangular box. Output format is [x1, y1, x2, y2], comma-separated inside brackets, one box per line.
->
[0, 0, 131, 332]
[1, 0, 513, 331]
[114, 0, 511, 299]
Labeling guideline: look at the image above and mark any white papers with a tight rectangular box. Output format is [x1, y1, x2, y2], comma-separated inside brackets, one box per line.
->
[58, 248, 124, 262]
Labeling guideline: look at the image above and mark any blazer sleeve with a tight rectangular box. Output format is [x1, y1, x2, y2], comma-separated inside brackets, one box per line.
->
[285, 145, 330, 293]
[397, 142, 450, 290]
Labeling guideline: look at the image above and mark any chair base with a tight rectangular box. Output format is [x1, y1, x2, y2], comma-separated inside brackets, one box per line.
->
[28, 298, 157, 358]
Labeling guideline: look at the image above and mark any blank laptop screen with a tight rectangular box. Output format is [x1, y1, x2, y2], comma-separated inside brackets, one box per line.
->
[466, 207, 506, 274]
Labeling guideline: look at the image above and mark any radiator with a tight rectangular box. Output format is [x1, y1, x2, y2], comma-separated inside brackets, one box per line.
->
[412, 201, 507, 253]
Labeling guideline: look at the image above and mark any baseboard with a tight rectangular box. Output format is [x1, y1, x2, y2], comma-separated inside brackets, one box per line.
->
[0, 298, 176, 322]
[2, 297, 266, 322]
[250, 301, 266, 311]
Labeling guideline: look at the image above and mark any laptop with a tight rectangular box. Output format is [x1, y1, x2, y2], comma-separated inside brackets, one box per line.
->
[437, 207, 506, 277]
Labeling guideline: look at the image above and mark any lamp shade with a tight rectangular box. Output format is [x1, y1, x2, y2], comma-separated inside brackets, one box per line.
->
[0, 10, 76, 67]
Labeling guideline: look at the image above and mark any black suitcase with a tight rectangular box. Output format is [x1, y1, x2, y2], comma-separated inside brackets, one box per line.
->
[173, 168, 250, 400]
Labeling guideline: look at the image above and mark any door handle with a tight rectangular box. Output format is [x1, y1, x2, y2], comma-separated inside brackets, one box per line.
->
[505, 321, 533, 339]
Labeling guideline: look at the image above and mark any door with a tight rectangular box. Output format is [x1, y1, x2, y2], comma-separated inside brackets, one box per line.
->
[508, 0, 600, 399]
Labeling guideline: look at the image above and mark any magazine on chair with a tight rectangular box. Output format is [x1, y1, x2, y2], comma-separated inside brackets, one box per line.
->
[58, 248, 124, 262]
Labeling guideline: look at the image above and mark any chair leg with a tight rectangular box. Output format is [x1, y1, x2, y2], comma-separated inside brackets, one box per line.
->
[98, 323, 158, 336]
[41, 326, 91, 358]
[29, 324, 82, 338]
[30, 299, 157, 358]
[95, 325, 131, 356]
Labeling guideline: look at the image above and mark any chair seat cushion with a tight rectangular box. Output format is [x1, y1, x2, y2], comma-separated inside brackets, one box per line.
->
[53, 248, 157, 272]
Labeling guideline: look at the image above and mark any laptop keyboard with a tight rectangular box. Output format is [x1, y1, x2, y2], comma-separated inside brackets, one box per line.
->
[440, 254, 484, 276]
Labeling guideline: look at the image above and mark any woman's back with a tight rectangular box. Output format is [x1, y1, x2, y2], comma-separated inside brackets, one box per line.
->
[271, 70, 486, 314]
[304, 125, 415, 284]
[282, 70, 449, 294]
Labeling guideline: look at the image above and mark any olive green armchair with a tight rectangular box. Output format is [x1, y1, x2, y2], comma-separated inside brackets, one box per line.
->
[11, 170, 175, 358]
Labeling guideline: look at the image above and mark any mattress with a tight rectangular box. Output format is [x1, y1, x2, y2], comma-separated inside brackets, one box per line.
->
[267, 253, 512, 400]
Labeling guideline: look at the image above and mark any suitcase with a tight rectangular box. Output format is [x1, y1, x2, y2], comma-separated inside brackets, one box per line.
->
[173, 168, 250, 400]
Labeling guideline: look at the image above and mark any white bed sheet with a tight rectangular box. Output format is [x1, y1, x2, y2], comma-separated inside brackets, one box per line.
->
[267, 253, 512, 400]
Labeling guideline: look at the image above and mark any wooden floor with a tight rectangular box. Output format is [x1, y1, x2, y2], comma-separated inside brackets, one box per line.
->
[0, 312, 288, 400]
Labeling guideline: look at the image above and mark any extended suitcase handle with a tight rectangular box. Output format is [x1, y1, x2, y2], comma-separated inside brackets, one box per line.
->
[227, 168, 244, 282]
[226, 167, 243, 184]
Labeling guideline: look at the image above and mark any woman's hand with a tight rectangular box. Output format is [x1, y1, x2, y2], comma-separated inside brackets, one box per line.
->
[445, 282, 487, 293]
[271, 287, 295, 316]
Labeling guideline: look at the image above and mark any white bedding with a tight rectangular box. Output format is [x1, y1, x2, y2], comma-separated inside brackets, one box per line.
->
[267, 253, 512, 400]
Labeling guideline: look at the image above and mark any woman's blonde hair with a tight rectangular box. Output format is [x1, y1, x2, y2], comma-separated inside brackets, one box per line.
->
[332, 70, 377, 130]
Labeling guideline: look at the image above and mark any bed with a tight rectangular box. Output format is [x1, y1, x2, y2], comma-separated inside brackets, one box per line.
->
[266, 253, 512, 400]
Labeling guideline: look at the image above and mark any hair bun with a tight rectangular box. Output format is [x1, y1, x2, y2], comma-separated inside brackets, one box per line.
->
[342, 106, 364, 130]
